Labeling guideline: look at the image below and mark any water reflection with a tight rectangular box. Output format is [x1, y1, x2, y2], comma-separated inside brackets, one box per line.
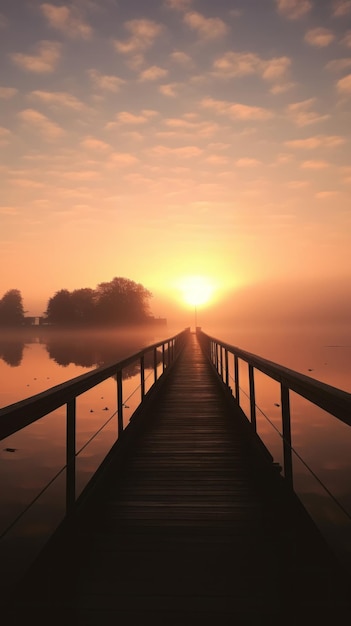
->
[0, 327, 168, 369]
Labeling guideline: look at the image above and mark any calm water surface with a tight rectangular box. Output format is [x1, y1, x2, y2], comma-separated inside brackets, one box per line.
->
[0, 324, 350, 590]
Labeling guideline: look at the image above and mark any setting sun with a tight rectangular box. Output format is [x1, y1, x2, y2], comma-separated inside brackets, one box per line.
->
[177, 275, 215, 307]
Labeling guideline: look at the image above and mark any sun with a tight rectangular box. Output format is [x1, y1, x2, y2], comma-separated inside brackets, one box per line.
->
[177, 275, 215, 307]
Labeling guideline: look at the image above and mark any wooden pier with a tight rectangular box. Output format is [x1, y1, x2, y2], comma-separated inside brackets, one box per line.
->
[2, 331, 351, 624]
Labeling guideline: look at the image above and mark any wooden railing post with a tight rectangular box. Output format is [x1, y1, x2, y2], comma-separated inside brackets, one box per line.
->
[140, 355, 145, 400]
[117, 370, 123, 437]
[281, 383, 293, 488]
[162, 344, 165, 372]
[234, 355, 240, 403]
[66, 398, 76, 515]
[225, 349, 229, 387]
[249, 364, 257, 431]
[153, 347, 157, 383]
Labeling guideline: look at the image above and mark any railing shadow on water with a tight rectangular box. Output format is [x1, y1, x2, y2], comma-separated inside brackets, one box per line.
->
[197, 329, 351, 570]
[0, 328, 190, 593]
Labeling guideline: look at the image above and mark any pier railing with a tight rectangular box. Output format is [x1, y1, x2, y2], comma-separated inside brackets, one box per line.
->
[198, 329, 351, 564]
[198, 330, 351, 487]
[0, 328, 189, 540]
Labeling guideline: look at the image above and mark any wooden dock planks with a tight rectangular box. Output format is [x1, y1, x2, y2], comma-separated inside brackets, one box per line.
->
[8, 333, 351, 625]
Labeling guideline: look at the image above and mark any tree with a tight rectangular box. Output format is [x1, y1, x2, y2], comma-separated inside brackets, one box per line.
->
[70, 288, 96, 325]
[95, 277, 152, 325]
[0, 289, 25, 326]
[45, 290, 75, 326]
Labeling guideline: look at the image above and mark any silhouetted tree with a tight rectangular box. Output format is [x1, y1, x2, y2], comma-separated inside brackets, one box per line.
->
[70, 288, 96, 325]
[45, 290, 75, 326]
[0, 289, 25, 326]
[94, 277, 152, 326]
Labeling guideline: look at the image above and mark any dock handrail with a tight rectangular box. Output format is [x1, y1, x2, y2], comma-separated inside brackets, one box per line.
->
[197, 329, 351, 490]
[0, 328, 190, 526]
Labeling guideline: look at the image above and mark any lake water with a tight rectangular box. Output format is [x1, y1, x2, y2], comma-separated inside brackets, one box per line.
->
[0, 323, 350, 591]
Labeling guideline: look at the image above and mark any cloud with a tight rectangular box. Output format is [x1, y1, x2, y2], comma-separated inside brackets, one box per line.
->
[285, 134, 345, 148]
[29, 90, 86, 110]
[0, 126, 11, 145]
[201, 97, 273, 120]
[183, 11, 229, 40]
[275, 0, 313, 19]
[40, 3, 93, 39]
[341, 31, 351, 47]
[159, 83, 181, 97]
[332, 0, 351, 16]
[88, 69, 125, 92]
[114, 111, 153, 125]
[315, 190, 338, 198]
[10, 40, 61, 73]
[305, 27, 335, 47]
[0, 87, 18, 99]
[337, 73, 351, 93]
[212, 52, 292, 91]
[286, 98, 329, 126]
[301, 160, 330, 169]
[170, 50, 193, 67]
[18, 108, 65, 140]
[80, 136, 111, 151]
[108, 152, 139, 167]
[151, 145, 203, 158]
[139, 65, 168, 81]
[165, 0, 192, 10]
[113, 19, 163, 54]
[325, 58, 351, 72]
[235, 158, 261, 167]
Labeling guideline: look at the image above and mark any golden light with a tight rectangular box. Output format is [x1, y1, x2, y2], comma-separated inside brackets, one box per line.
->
[177, 275, 215, 307]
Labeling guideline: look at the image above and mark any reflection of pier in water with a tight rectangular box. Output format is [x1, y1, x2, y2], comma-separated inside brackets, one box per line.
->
[1, 328, 351, 621]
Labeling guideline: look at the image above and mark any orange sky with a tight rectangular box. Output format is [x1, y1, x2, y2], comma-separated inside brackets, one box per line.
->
[0, 0, 350, 325]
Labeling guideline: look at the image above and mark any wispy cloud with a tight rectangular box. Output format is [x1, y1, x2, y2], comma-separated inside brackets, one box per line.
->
[165, 0, 192, 10]
[332, 0, 351, 17]
[113, 110, 158, 126]
[18, 108, 65, 140]
[336, 73, 351, 93]
[201, 97, 273, 120]
[113, 19, 163, 54]
[151, 145, 203, 158]
[286, 134, 345, 148]
[0, 126, 11, 145]
[29, 90, 86, 110]
[341, 30, 351, 47]
[170, 50, 193, 67]
[88, 69, 125, 92]
[212, 51, 292, 93]
[108, 152, 139, 167]
[235, 158, 261, 167]
[325, 58, 351, 72]
[286, 98, 329, 126]
[159, 83, 181, 97]
[139, 66, 168, 81]
[305, 28, 335, 47]
[183, 11, 228, 40]
[275, 0, 313, 20]
[80, 137, 111, 151]
[10, 40, 61, 73]
[0, 87, 18, 99]
[40, 3, 93, 39]
[301, 159, 330, 169]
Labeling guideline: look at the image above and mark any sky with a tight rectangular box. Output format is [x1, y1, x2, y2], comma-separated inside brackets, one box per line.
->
[0, 0, 350, 326]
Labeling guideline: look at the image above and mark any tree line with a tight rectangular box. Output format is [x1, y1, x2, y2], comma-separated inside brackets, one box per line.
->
[0, 277, 153, 327]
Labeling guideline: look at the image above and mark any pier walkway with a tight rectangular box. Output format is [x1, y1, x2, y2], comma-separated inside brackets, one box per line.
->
[4, 333, 351, 625]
